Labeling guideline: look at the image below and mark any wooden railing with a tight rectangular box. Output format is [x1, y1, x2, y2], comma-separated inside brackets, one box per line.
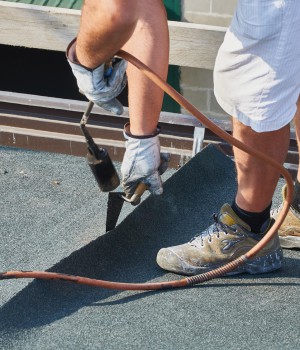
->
[0, 1, 226, 70]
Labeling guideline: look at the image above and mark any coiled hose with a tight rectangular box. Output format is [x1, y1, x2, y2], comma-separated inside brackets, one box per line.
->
[0, 50, 294, 290]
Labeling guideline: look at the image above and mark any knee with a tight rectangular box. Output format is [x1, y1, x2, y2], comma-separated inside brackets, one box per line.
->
[109, 1, 139, 30]
[84, 0, 139, 32]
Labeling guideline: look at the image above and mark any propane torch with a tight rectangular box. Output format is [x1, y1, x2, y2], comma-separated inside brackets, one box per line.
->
[80, 100, 120, 192]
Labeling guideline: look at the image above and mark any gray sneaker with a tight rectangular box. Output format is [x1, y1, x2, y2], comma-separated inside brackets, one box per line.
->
[156, 204, 283, 275]
[271, 185, 300, 248]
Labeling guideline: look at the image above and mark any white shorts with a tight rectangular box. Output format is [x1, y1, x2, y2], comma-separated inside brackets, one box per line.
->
[214, 0, 300, 132]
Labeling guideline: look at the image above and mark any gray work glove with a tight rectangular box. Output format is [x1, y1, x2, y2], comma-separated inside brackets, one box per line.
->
[66, 38, 127, 115]
[121, 123, 170, 198]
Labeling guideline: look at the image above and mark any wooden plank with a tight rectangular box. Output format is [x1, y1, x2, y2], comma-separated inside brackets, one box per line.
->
[168, 21, 225, 70]
[0, 1, 226, 69]
[0, 2, 80, 52]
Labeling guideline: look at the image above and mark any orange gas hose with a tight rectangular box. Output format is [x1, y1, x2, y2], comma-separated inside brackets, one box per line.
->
[0, 51, 294, 290]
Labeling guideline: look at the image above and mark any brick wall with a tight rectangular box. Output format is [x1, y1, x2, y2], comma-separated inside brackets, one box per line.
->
[183, 0, 237, 27]
[180, 0, 237, 119]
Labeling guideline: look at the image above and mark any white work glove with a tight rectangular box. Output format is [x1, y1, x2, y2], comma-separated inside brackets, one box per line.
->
[121, 123, 170, 198]
[66, 38, 127, 115]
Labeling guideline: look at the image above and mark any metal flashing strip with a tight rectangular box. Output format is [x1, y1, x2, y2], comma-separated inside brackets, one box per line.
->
[0, 91, 203, 128]
[0, 90, 297, 141]
[0, 93, 194, 168]
[0, 91, 297, 177]
[0, 124, 192, 156]
[0, 124, 192, 168]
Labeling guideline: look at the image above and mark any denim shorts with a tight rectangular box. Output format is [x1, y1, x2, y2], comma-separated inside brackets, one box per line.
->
[214, 0, 300, 132]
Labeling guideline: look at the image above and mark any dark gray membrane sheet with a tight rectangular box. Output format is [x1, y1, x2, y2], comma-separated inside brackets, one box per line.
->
[0, 145, 299, 350]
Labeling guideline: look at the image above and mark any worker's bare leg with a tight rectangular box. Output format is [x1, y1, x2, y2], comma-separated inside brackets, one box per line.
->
[76, 0, 169, 135]
[233, 120, 290, 213]
[294, 98, 300, 181]
[76, 0, 140, 68]
[122, 0, 169, 135]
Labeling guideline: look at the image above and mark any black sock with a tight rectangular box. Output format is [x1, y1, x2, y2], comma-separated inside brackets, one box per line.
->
[231, 200, 272, 233]
[291, 178, 300, 212]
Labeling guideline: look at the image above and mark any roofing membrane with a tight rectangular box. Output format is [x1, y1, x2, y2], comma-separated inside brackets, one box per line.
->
[1, 144, 299, 349]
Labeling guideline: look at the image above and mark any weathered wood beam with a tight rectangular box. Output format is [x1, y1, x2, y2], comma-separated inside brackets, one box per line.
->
[0, 1, 226, 70]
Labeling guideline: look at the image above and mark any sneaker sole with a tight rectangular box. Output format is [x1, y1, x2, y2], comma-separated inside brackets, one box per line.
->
[279, 235, 300, 249]
[157, 247, 283, 276]
[230, 247, 283, 275]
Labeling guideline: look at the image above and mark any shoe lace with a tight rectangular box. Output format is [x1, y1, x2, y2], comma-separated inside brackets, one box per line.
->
[189, 213, 230, 246]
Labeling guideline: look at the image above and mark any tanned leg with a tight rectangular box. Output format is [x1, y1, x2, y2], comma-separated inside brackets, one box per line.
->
[233, 119, 290, 213]
[76, 0, 140, 68]
[122, 0, 169, 135]
[75, 0, 168, 135]
[293, 97, 300, 181]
